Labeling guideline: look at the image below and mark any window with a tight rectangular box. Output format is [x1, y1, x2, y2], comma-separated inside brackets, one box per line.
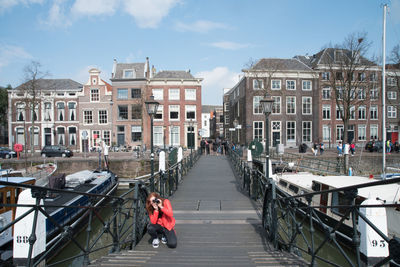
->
[322, 125, 330, 141]
[302, 121, 311, 142]
[170, 126, 180, 146]
[322, 72, 330, 80]
[358, 88, 366, 100]
[117, 88, 128, 99]
[153, 126, 163, 146]
[253, 96, 263, 114]
[358, 72, 366, 81]
[169, 105, 179, 120]
[336, 87, 343, 100]
[91, 89, 100, 102]
[16, 128, 24, 145]
[131, 104, 142, 119]
[118, 105, 128, 120]
[388, 91, 397, 100]
[68, 102, 76, 121]
[286, 80, 296, 90]
[28, 127, 39, 146]
[272, 96, 281, 114]
[84, 110, 93, 124]
[358, 125, 366, 141]
[99, 110, 108, 124]
[350, 106, 355, 120]
[31, 105, 38, 121]
[272, 121, 281, 131]
[57, 127, 65, 145]
[155, 105, 163, 120]
[44, 102, 51, 121]
[387, 77, 396, 86]
[388, 106, 397, 118]
[369, 72, 378, 81]
[336, 125, 344, 141]
[336, 105, 343, 120]
[358, 106, 366, 120]
[286, 96, 296, 114]
[131, 126, 142, 142]
[169, 89, 180, 100]
[123, 69, 135, 78]
[370, 88, 378, 100]
[302, 80, 312, 91]
[370, 105, 378, 120]
[350, 88, 356, 100]
[253, 79, 264, 90]
[253, 121, 263, 141]
[286, 121, 296, 142]
[69, 127, 77, 146]
[185, 89, 196, 100]
[370, 125, 378, 140]
[336, 72, 343, 80]
[322, 105, 331, 120]
[103, 130, 110, 146]
[271, 80, 281, 90]
[152, 89, 163, 100]
[185, 105, 196, 120]
[302, 97, 312, 115]
[92, 130, 100, 147]
[57, 102, 65, 121]
[322, 87, 331, 100]
[131, 88, 141, 98]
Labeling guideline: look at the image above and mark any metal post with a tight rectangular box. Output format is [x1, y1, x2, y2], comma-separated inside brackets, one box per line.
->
[266, 116, 270, 180]
[382, 4, 387, 179]
[150, 115, 155, 192]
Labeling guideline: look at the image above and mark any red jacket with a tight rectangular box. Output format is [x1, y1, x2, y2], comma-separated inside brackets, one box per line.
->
[149, 199, 176, 231]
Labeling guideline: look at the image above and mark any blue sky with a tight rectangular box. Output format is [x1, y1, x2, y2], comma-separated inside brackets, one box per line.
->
[1, 0, 399, 105]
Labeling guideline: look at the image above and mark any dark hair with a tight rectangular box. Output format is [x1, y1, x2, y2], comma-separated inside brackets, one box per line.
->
[146, 192, 166, 215]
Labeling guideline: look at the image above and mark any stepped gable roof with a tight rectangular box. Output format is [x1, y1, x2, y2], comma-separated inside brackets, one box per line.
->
[153, 70, 195, 79]
[202, 105, 222, 113]
[113, 63, 146, 79]
[246, 58, 313, 72]
[302, 48, 376, 69]
[14, 79, 82, 91]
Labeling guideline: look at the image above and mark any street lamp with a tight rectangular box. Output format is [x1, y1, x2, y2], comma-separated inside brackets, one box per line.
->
[145, 95, 160, 192]
[260, 97, 274, 179]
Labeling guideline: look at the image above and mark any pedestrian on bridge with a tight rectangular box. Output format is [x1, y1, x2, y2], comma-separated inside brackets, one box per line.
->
[146, 192, 177, 249]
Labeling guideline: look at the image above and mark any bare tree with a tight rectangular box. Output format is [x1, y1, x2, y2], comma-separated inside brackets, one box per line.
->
[15, 61, 49, 156]
[324, 32, 377, 144]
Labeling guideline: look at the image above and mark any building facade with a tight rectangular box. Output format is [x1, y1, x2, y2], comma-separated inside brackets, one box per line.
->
[146, 70, 202, 149]
[8, 79, 83, 151]
[78, 68, 113, 152]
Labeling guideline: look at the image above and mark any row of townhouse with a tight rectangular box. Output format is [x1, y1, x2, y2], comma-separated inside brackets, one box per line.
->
[224, 48, 400, 148]
[8, 58, 203, 152]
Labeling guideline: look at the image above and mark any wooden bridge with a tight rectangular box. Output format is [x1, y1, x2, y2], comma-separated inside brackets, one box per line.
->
[91, 155, 308, 267]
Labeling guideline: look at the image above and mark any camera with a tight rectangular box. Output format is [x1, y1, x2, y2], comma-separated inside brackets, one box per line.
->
[152, 198, 161, 204]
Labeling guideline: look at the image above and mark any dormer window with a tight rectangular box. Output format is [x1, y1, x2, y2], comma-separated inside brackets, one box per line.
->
[123, 69, 136, 78]
[92, 77, 97, 84]
[335, 50, 345, 62]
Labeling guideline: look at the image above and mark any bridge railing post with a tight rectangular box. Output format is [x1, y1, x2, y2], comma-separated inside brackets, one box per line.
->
[131, 182, 139, 248]
[83, 197, 95, 266]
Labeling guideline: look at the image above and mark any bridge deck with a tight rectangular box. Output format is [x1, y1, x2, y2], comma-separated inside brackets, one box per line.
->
[92, 155, 307, 266]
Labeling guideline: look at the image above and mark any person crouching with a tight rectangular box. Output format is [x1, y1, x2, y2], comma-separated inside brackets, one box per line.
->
[146, 192, 177, 248]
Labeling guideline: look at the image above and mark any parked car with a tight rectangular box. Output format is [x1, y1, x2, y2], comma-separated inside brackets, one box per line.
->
[0, 147, 17, 159]
[41, 145, 73, 158]
[364, 141, 383, 152]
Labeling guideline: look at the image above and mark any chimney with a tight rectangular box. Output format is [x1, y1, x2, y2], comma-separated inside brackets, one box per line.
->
[112, 59, 117, 78]
[145, 57, 150, 79]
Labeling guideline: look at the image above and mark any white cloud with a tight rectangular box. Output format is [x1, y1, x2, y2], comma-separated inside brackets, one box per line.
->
[175, 20, 228, 33]
[209, 41, 250, 50]
[43, 0, 72, 28]
[195, 67, 240, 105]
[71, 0, 119, 16]
[0, 44, 33, 69]
[122, 0, 180, 28]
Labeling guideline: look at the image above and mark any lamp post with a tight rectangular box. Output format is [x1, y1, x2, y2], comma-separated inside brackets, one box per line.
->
[145, 95, 160, 192]
[233, 119, 238, 145]
[260, 97, 274, 179]
[189, 119, 194, 165]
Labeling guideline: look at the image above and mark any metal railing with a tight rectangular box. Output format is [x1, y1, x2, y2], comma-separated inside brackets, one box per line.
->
[0, 149, 201, 267]
[228, 149, 400, 267]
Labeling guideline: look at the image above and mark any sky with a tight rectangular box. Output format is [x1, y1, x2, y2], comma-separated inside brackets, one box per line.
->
[1, 0, 400, 105]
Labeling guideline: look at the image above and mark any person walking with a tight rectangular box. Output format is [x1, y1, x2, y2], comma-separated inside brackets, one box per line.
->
[103, 141, 110, 170]
[337, 142, 343, 157]
[146, 192, 177, 249]
[350, 142, 355, 156]
[319, 142, 324, 155]
[313, 142, 318, 156]
[200, 139, 206, 155]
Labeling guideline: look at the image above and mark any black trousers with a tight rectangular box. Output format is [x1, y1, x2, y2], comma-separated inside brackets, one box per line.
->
[147, 223, 177, 248]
